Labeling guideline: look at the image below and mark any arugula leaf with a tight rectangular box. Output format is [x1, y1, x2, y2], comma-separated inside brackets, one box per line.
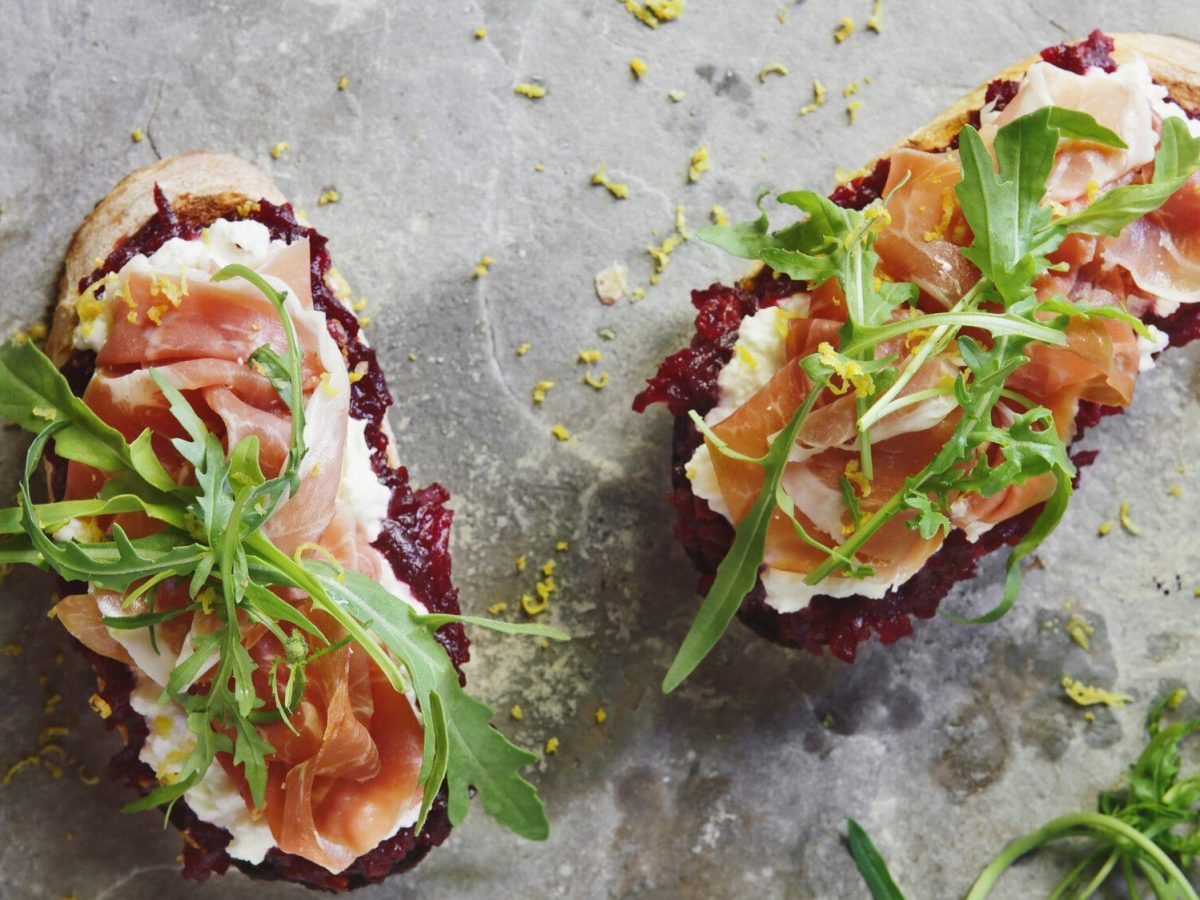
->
[846, 818, 908, 900]
[307, 563, 557, 839]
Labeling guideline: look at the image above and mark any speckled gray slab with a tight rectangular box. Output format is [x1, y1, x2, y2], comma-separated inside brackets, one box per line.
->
[2, 2, 1200, 898]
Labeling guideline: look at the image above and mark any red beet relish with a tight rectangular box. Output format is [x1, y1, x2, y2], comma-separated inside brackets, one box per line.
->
[634, 31, 1200, 662]
[59, 188, 463, 887]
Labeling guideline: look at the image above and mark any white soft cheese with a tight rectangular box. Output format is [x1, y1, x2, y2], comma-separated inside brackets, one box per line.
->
[340, 417, 393, 542]
[129, 674, 276, 864]
[51, 516, 103, 543]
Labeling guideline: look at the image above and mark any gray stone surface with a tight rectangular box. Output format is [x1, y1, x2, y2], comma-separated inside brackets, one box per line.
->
[1, 1, 1199, 898]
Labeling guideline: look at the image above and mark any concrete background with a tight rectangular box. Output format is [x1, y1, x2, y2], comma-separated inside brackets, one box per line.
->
[1, 2, 1199, 897]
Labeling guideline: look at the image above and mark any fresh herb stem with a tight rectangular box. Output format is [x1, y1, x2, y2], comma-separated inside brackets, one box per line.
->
[965, 813, 1199, 900]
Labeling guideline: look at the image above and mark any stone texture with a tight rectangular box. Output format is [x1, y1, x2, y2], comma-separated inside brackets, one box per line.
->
[1, 2, 1199, 897]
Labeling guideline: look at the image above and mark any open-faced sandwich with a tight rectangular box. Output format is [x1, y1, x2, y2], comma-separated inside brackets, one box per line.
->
[634, 32, 1200, 690]
[0, 152, 562, 889]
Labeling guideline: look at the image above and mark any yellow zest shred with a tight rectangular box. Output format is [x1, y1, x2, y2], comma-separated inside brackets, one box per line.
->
[532, 380, 554, 404]
[337, 75, 350, 90]
[648, 233, 686, 274]
[687, 146, 710, 183]
[631, 287, 646, 301]
[668, 89, 686, 103]
[846, 100, 863, 124]
[487, 601, 508, 615]
[317, 189, 340, 206]
[556, 540, 570, 551]
[474, 27, 487, 39]
[545, 736, 560, 754]
[514, 82, 547, 99]
[270, 141, 289, 160]
[3, 756, 39, 785]
[578, 349, 602, 364]
[1118, 500, 1139, 535]
[734, 343, 757, 369]
[472, 255, 495, 279]
[630, 57, 647, 79]
[130, 127, 144, 143]
[534, 163, 545, 172]
[758, 63, 789, 83]
[88, 694, 112, 719]
[1061, 675, 1132, 708]
[799, 79, 827, 116]
[1066, 615, 1094, 651]
[1, 643, 21, 657]
[595, 708, 608, 724]
[591, 164, 630, 200]
[319, 372, 338, 397]
[843, 460, 872, 498]
[710, 204, 729, 226]
[510, 705, 524, 720]
[520, 592, 547, 616]
[516, 554, 527, 572]
[516, 342, 532, 356]
[1087, 180, 1099, 203]
[1169, 484, 1182, 497]
[818, 342, 874, 398]
[866, 0, 884, 32]
[541, 560, 556, 577]
[834, 17, 855, 43]
[843, 81, 860, 97]
[1097, 520, 1113, 536]
[584, 371, 609, 390]
[1168, 688, 1188, 709]
[236, 199, 262, 217]
[923, 188, 957, 242]
[536, 576, 555, 601]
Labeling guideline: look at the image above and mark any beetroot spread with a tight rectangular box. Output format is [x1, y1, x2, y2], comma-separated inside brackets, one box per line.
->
[634, 31, 1200, 663]
[58, 190, 463, 888]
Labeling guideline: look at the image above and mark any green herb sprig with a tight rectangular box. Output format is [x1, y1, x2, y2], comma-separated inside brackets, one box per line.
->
[0, 266, 566, 839]
[662, 111, 1200, 691]
[846, 692, 1200, 898]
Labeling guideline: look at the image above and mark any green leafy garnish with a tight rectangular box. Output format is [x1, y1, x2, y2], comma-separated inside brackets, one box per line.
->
[668, 106, 1200, 690]
[846, 694, 1200, 898]
[0, 266, 565, 839]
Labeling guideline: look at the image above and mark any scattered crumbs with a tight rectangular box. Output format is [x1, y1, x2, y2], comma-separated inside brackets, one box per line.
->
[521, 592, 547, 616]
[843, 81, 860, 97]
[317, 188, 340, 206]
[846, 100, 863, 124]
[487, 601, 508, 615]
[1, 643, 20, 657]
[584, 371, 610, 390]
[631, 288, 646, 301]
[130, 127, 145, 143]
[595, 708, 608, 724]
[821, 712, 835, 729]
[514, 82, 547, 100]
[1061, 675, 1132, 709]
[687, 146, 710, 183]
[630, 57, 648, 79]
[1169, 484, 1182, 497]
[337, 75, 350, 91]
[667, 89, 686, 102]
[269, 141, 289, 160]
[710, 204, 729, 226]
[598, 327, 616, 340]
[510, 704, 524, 720]
[472, 255, 495, 279]
[87, 693, 111, 719]
[866, 0, 885, 32]
[592, 164, 630, 200]
[556, 540, 570, 552]
[1097, 521, 1113, 537]
[1066, 615, 1094, 651]
[516, 342, 533, 356]
[474, 26, 488, 39]
[1168, 688, 1188, 709]
[799, 79, 828, 116]
[833, 17, 855, 43]
[532, 380, 554, 404]
[578, 349, 602, 364]
[545, 736, 560, 754]
[595, 262, 630, 305]
[758, 63, 789, 82]
[551, 423, 571, 441]
[534, 163, 545, 172]
[1118, 500, 1139, 535]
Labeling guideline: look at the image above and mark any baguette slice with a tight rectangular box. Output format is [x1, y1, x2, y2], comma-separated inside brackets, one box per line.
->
[638, 31, 1200, 664]
[44, 151, 458, 889]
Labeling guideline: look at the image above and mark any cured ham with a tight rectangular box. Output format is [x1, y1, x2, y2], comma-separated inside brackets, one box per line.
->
[53, 223, 427, 875]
